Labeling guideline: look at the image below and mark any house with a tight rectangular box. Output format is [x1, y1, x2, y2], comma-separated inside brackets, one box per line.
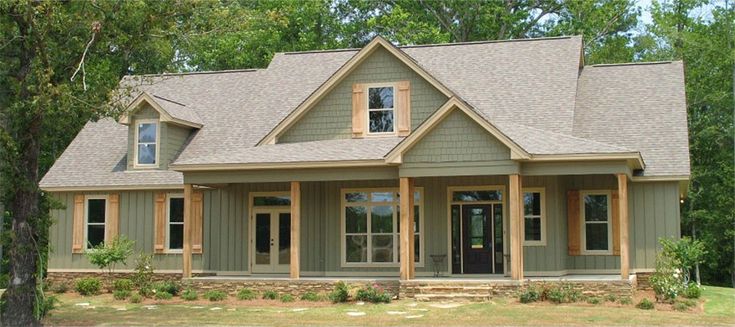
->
[40, 36, 688, 290]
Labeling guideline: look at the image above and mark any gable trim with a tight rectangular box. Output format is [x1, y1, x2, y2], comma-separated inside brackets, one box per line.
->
[258, 36, 455, 146]
[386, 98, 531, 164]
[119, 92, 203, 129]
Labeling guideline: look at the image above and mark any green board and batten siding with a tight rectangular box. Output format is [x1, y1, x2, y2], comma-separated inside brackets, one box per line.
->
[278, 47, 448, 143]
[126, 104, 192, 170]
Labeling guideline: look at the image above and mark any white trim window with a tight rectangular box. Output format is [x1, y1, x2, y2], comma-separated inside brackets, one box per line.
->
[523, 188, 545, 246]
[366, 85, 395, 134]
[85, 195, 107, 249]
[135, 119, 159, 167]
[167, 194, 184, 251]
[341, 188, 423, 267]
[580, 191, 612, 255]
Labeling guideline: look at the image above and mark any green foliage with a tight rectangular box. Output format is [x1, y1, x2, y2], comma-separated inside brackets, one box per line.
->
[659, 237, 707, 283]
[129, 294, 143, 304]
[203, 290, 227, 302]
[154, 291, 173, 300]
[181, 289, 198, 301]
[604, 294, 618, 302]
[545, 283, 581, 304]
[329, 281, 349, 303]
[354, 285, 391, 303]
[280, 294, 295, 303]
[74, 278, 102, 296]
[38, 296, 58, 317]
[112, 279, 133, 292]
[132, 253, 155, 290]
[138, 286, 154, 298]
[586, 297, 601, 305]
[519, 286, 541, 304]
[236, 289, 257, 300]
[113, 289, 131, 300]
[262, 290, 278, 300]
[84, 236, 135, 275]
[300, 292, 322, 302]
[683, 283, 702, 299]
[619, 297, 633, 305]
[154, 280, 181, 296]
[636, 298, 654, 310]
[673, 301, 690, 311]
[650, 237, 703, 302]
[51, 282, 69, 294]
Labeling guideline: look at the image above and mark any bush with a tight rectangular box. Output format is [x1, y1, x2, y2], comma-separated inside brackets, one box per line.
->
[683, 283, 702, 299]
[132, 252, 154, 290]
[262, 290, 278, 300]
[203, 290, 227, 301]
[154, 291, 173, 300]
[130, 293, 143, 303]
[39, 295, 59, 317]
[74, 277, 102, 296]
[604, 294, 617, 302]
[546, 283, 581, 304]
[619, 297, 633, 305]
[519, 286, 541, 304]
[154, 280, 181, 296]
[139, 285, 154, 298]
[51, 282, 69, 294]
[237, 289, 257, 300]
[85, 236, 135, 279]
[354, 285, 391, 304]
[112, 279, 133, 292]
[300, 292, 321, 302]
[673, 301, 690, 311]
[329, 281, 350, 303]
[113, 289, 131, 300]
[182, 289, 198, 301]
[280, 294, 295, 302]
[586, 297, 601, 305]
[636, 298, 654, 310]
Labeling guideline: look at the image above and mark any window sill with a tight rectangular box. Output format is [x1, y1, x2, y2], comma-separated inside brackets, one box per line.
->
[523, 241, 547, 247]
[579, 251, 613, 256]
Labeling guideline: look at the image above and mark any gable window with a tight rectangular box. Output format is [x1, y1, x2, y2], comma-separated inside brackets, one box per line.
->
[342, 188, 422, 266]
[367, 86, 395, 134]
[523, 188, 545, 246]
[135, 120, 158, 166]
[167, 194, 184, 251]
[85, 196, 107, 249]
[581, 191, 612, 254]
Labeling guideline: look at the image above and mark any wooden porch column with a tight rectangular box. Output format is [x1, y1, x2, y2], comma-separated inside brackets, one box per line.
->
[617, 174, 630, 280]
[509, 174, 524, 280]
[408, 182, 416, 279]
[290, 181, 301, 279]
[182, 184, 193, 278]
[399, 177, 414, 280]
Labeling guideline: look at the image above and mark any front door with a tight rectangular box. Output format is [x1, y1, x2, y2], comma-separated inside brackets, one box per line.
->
[462, 205, 494, 274]
[252, 209, 291, 273]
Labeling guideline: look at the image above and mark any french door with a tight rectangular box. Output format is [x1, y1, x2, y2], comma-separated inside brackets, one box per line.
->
[252, 209, 291, 273]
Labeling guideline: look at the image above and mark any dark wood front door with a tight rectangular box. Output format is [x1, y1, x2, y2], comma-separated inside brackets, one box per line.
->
[462, 205, 493, 274]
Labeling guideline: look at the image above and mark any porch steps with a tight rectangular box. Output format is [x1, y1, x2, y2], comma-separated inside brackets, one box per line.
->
[414, 293, 490, 302]
[403, 282, 517, 302]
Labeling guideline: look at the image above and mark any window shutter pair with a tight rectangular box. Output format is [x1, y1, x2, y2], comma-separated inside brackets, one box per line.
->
[567, 190, 621, 256]
[71, 193, 119, 253]
[351, 81, 411, 137]
[154, 191, 203, 254]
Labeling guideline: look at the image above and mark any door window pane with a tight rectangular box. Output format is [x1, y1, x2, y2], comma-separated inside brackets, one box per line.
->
[470, 211, 485, 249]
[253, 196, 290, 206]
[255, 213, 271, 265]
[279, 213, 291, 265]
[452, 191, 501, 202]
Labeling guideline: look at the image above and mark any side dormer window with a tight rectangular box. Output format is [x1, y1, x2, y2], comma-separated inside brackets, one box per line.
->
[367, 86, 395, 134]
[135, 120, 158, 166]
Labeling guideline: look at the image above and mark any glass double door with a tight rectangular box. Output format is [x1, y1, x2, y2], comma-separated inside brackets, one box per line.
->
[252, 209, 291, 274]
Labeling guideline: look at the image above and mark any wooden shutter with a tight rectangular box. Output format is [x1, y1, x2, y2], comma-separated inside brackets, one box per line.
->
[567, 190, 581, 256]
[396, 81, 411, 136]
[352, 83, 365, 137]
[611, 190, 621, 256]
[192, 191, 203, 254]
[72, 194, 85, 253]
[105, 193, 120, 243]
[154, 192, 166, 253]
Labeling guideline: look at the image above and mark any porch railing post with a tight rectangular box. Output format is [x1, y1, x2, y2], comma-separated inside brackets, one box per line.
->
[408, 181, 416, 279]
[509, 174, 524, 281]
[183, 183, 193, 279]
[617, 174, 630, 280]
[399, 177, 414, 280]
[290, 181, 301, 279]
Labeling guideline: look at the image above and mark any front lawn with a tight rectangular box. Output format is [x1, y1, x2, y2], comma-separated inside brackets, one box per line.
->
[42, 286, 735, 326]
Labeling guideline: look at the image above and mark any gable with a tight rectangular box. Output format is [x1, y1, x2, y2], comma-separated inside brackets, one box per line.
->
[126, 105, 192, 170]
[402, 109, 511, 164]
[278, 46, 448, 143]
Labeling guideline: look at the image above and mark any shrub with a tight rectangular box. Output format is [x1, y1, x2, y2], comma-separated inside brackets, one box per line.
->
[39, 295, 59, 317]
[604, 294, 617, 302]
[650, 252, 683, 302]
[546, 283, 580, 304]
[683, 283, 702, 299]
[354, 285, 391, 304]
[673, 301, 689, 311]
[519, 286, 540, 304]
[329, 281, 350, 303]
[300, 292, 321, 302]
[139, 285, 154, 298]
[181, 289, 198, 301]
[660, 237, 706, 284]
[587, 297, 601, 305]
[113, 289, 131, 300]
[132, 252, 154, 290]
[130, 293, 143, 303]
[51, 282, 69, 294]
[237, 289, 257, 300]
[74, 277, 102, 296]
[154, 280, 181, 296]
[85, 236, 135, 288]
[262, 290, 278, 300]
[204, 290, 227, 301]
[112, 278, 133, 292]
[636, 298, 654, 310]
[154, 291, 173, 300]
[280, 294, 295, 302]
[619, 297, 633, 305]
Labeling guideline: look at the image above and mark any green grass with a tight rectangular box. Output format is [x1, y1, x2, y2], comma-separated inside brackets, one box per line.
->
[40, 286, 735, 326]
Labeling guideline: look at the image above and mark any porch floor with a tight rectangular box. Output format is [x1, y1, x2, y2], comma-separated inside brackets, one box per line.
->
[190, 274, 631, 283]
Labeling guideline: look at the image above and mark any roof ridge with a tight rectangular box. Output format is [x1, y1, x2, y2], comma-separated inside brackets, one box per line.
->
[590, 61, 674, 68]
[124, 68, 261, 78]
[508, 122, 634, 152]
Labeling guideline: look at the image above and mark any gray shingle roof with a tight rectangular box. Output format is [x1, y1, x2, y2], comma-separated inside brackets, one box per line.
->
[40, 36, 689, 189]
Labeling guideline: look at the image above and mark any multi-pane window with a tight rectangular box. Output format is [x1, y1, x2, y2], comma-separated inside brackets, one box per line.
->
[582, 192, 611, 253]
[136, 121, 158, 166]
[167, 195, 184, 251]
[523, 189, 545, 245]
[86, 197, 107, 249]
[367, 86, 395, 134]
[343, 189, 421, 265]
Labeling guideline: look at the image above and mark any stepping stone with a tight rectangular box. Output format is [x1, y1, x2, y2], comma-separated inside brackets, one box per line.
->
[116, 308, 127, 311]
[355, 301, 365, 306]
[410, 308, 429, 311]
[406, 315, 424, 319]
[227, 308, 236, 312]
[191, 306, 205, 309]
[406, 302, 418, 307]
[143, 305, 157, 310]
[292, 308, 309, 312]
[429, 303, 463, 309]
[346, 311, 366, 317]
[210, 307, 222, 311]
[74, 303, 90, 307]
[386, 311, 406, 315]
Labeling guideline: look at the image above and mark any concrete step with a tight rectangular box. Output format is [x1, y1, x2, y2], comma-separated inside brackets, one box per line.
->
[414, 293, 490, 302]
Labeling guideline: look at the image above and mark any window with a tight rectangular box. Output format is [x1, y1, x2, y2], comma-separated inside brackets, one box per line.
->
[342, 189, 422, 266]
[367, 86, 395, 134]
[85, 196, 107, 249]
[167, 194, 184, 251]
[135, 120, 158, 166]
[581, 191, 612, 254]
[523, 189, 545, 246]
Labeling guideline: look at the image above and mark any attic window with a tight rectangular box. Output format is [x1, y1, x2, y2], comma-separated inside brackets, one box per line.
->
[367, 86, 395, 134]
[135, 120, 158, 166]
